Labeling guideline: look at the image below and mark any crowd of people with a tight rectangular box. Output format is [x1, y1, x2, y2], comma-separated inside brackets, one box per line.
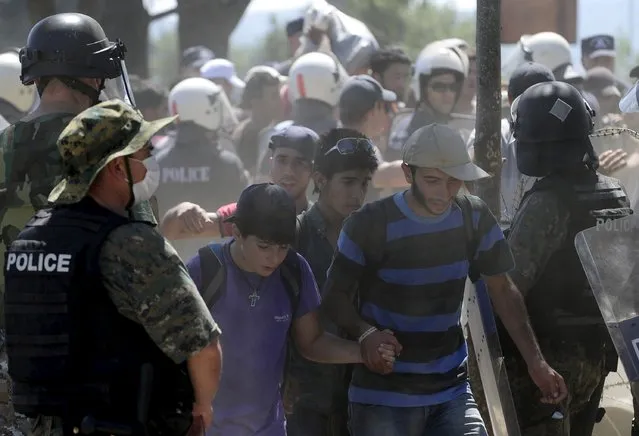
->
[0, 3, 637, 436]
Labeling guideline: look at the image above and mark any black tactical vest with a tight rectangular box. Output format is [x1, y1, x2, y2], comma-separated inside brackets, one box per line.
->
[4, 198, 192, 431]
[521, 171, 632, 333]
[155, 129, 242, 216]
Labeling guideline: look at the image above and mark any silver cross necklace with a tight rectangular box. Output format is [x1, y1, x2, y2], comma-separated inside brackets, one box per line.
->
[239, 271, 264, 308]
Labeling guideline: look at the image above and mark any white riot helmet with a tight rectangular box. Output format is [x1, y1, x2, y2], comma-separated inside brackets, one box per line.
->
[502, 32, 581, 82]
[0, 51, 36, 113]
[422, 38, 470, 54]
[168, 77, 237, 132]
[411, 46, 468, 102]
[288, 51, 348, 107]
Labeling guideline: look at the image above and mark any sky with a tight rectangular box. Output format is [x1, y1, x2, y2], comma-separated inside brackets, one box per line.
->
[146, 0, 476, 14]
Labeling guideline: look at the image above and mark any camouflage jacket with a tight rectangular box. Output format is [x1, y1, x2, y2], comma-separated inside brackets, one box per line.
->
[0, 113, 157, 291]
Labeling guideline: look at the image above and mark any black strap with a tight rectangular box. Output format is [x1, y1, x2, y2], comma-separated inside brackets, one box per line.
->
[280, 250, 302, 316]
[294, 212, 311, 253]
[455, 194, 480, 283]
[198, 244, 301, 313]
[197, 244, 226, 308]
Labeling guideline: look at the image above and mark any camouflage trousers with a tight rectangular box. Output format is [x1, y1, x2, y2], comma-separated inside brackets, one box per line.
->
[28, 416, 63, 436]
[469, 336, 607, 436]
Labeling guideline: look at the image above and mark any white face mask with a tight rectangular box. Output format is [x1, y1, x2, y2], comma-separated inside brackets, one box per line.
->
[128, 156, 160, 205]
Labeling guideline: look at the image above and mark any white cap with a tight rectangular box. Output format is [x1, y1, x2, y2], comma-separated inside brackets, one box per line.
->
[200, 59, 245, 88]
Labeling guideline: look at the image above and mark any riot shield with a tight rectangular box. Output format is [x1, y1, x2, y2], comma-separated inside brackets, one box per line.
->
[464, 278, 521, 436]
[575, 214, 639, 399]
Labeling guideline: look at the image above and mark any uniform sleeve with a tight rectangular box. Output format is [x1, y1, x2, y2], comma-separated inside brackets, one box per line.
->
[473, 199, 515, 276]
[506, 190, 570, 293]
[294, 254, 321, 319]
[130, 200, 158, 225]
[216, 203, 237, 237]
[99, 223, 220, 364]
[325, 206, 375, 292]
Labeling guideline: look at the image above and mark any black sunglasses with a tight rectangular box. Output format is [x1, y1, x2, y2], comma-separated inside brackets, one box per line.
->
[324, 137, 374, 156]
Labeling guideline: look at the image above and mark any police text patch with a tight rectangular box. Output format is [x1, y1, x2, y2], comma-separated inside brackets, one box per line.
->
[5, 252, 73, 273]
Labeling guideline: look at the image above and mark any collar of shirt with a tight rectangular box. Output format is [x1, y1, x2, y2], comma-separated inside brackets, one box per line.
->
[305, 203, 329, 238]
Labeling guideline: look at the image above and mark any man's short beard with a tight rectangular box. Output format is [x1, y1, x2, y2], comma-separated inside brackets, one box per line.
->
[411, 181, 428, 209]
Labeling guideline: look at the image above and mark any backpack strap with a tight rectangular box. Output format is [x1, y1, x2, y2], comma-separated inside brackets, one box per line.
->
[293, 212, 308, 252]
[280, 249, 302, 316]
[280, 248, 304, 410]
[455, 194, 481, 283]
[197, 243, 227, 309]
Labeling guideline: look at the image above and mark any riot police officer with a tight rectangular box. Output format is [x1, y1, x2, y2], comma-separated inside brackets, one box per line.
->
[503, 81, 632, 435]
[155, 77, 249, 259]
[4, 99, 222, 435]
[0, 12, 157, 312]
[502, 32, 583, 84]
[285, 51, 348, 136]
[388, 44, 468, 151]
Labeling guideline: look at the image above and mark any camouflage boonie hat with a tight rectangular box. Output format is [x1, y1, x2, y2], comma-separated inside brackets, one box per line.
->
[49, 99, 176, 204]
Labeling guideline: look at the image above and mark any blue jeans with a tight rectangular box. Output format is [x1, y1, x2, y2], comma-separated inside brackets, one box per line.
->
[348, 393, 488, 436]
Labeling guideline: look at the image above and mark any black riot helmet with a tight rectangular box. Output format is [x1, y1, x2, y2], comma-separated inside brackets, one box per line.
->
[19, 13, 135, 106]
[512, 80, 598, 177]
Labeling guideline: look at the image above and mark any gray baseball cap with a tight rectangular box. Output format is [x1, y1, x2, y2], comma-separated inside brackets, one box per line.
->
[402, 124, 490, 181]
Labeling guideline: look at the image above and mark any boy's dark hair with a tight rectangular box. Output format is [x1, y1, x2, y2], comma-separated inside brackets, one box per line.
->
[313, 128, 379, 193]
[370, 46, 412, 76]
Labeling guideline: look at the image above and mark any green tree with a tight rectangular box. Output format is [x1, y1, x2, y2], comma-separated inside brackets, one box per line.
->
[340, 0, 475, 58]
[402, 2, 475, 59]
[149, 23, 180, 88]
[260, 15, 290, 64]
[230, 14, 289, 78]
[615, 34, 639, 80]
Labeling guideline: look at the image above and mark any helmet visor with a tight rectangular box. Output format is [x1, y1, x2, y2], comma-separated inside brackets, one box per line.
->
[100, 59, 136, 107]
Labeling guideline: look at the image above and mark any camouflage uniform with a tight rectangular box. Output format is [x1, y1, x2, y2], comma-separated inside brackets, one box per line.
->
[25, 100, 221, 435]
[503, 189, 608, 436]
[0, 113, 158, 321]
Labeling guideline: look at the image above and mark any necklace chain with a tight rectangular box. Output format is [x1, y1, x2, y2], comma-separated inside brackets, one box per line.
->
[238, 271, 263, 307]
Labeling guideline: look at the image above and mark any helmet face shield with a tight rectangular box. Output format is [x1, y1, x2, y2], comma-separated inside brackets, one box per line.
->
[100, 59, 135, 107]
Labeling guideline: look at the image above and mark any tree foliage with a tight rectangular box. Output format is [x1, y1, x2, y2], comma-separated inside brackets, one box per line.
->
[340, 0, 476, 58]
[616, 34, 639, 80]
[231, 14, 290, 77]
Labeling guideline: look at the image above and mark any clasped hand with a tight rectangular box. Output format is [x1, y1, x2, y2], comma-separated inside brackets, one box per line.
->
[360, 329, 403, 375]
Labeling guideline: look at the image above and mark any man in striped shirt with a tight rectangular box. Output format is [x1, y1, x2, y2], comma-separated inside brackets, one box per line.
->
[321, 123, 568, 435]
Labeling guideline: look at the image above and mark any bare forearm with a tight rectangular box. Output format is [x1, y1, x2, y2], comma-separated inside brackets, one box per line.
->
[299, 332, 362, 364]
[159, 209, 182, 239]
[160, 210, 220, 240]
[322, 291, 371, 339]
[187, 340, 222, 406]
[490, 279, 543, 365]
